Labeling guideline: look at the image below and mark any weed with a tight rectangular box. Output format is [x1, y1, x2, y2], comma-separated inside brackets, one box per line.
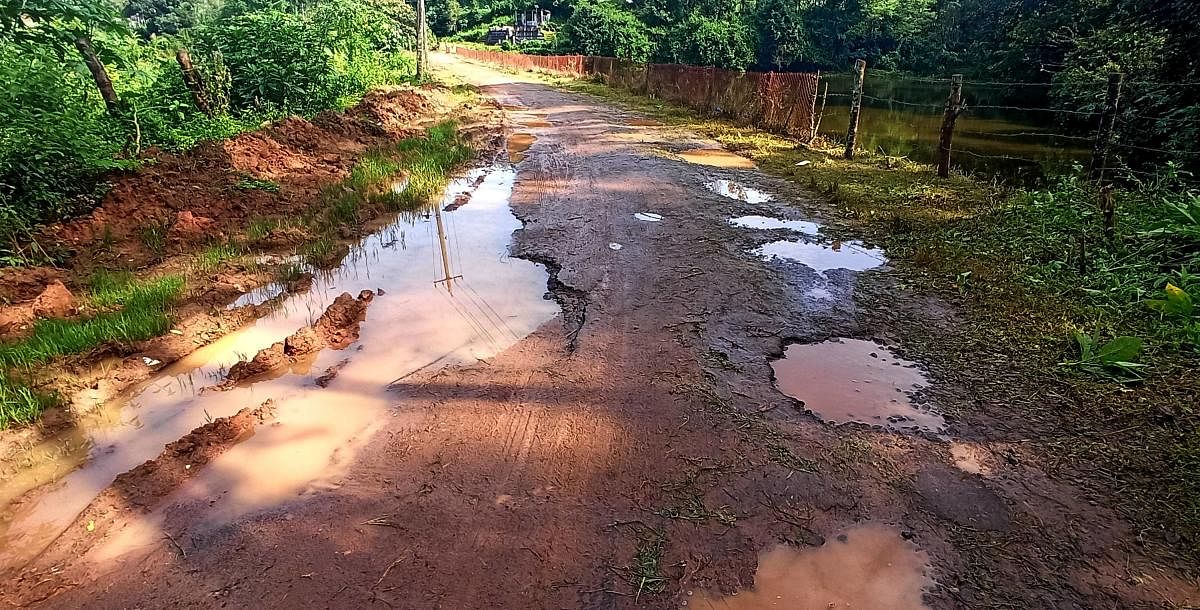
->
[139, 219, 170, 256]
[0, 372, 60, 429]
[246, 217, 280, 242]
[275, 261, 307, 284]
[0, 275, 185, 368]
[629, 531, 667, 599]
[235, 176, 281, 192]
[195, 239, 244, 272]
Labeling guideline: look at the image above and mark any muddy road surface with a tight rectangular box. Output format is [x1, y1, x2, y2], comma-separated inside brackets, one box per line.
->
[2, 54, 1196, 608]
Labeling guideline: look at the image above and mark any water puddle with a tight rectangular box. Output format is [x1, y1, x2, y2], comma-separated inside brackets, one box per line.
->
[634, 212, 663, 222]
[0, 165, 559, 570]
[729, 215, 819, 234]
[521, 120, 552, 128]
[707, 181, 774, 204]
[679, 148, 756, 169]
[771, 339, 943, 433]
[226, 281, 289, 309]
[753, 239, 886, 273]
[508, 133, 536, 163]
[627, 118, 663, 127]
[691, 525, 932, 609]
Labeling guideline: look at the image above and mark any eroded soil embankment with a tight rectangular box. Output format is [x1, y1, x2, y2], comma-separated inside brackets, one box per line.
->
[0, 85, 503, 478]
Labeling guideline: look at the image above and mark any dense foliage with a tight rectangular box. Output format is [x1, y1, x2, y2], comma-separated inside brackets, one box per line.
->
[0, 0, 418, 262]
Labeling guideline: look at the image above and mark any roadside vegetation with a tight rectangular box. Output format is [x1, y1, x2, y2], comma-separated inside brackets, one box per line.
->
[563, 76, 1200, 552]
[0, 0, 425, 264]
[0, 119, 474, 429]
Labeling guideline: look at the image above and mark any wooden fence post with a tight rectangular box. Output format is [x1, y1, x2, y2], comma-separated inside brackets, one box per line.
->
[175, 49, 213, 117]
[936, 74, 964, 178]
[1089, 72, 1125, 182]
[844, 59, 866, 159]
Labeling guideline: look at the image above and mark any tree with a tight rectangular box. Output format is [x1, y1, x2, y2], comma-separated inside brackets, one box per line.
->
[754, 0, 813, 70]
[664, 13, 754, 70]
[560, 1, 654, 61]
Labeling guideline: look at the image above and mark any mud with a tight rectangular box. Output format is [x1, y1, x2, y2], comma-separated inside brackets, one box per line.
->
[706, 180, 774, 203]
[679, 148, 756, 169]
[3, 52, 1197, 610]
[771, 339, 944, 433]
[508, 133, 537, 163]
[692, 525, 932, 610]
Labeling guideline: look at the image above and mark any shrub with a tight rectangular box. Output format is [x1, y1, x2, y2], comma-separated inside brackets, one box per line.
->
[560, 1, 654, 62]
[664, 14, 754, 71]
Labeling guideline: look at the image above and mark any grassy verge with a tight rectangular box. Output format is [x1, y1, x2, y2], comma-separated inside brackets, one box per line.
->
[0, 120, 476, 430]
[561, 77, 1200, 550]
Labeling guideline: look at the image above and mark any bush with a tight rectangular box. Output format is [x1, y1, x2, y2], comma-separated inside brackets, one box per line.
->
[560, 1, 654, 62]
[663, 14, 754, 71]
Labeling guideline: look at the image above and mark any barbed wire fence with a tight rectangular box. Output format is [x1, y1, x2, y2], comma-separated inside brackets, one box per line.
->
[452, 46, 1198, 187]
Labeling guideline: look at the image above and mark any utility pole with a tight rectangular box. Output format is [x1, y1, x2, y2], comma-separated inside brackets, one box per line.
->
[415, 0, 428, 79]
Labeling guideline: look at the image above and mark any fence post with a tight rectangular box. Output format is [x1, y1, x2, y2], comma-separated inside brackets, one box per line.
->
[844, 59, 867, 159]
[936, 74, 964, 178]
[1089, 72, 1125, 183]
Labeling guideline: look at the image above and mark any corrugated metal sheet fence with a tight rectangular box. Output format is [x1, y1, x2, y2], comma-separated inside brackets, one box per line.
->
[455, 47, 821, 141]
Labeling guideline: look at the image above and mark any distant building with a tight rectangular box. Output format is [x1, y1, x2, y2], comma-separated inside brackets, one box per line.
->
[486, 6, 552, 45]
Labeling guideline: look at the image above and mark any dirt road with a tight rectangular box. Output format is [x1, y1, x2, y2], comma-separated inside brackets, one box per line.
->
[2, 54, 1196, 609]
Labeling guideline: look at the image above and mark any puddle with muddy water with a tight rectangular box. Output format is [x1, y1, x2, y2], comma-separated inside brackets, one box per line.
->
[0, 165, 558, 571]
[626, 118, 662, 127]
[679, 148, 756, 169]
[691, 525, 932, 609]
[508, 133, 536, 163]
[707, 180, 774, 204]
[772, 339, 943, 432]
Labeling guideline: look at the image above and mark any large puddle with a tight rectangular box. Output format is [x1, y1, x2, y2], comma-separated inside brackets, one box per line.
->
[508, 133, 536, 163]
[753, 238, 886, 273]
[679, 148, 756, 169]
[707, 180, 774, 204]
[771, 339, 943, 433]
[0, 165, 558, 571]
[691, 525, 932, 609]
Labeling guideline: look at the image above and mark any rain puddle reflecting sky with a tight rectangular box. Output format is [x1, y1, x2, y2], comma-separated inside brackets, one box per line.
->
[0, 166, 559, 571]
[707, 180, 774, 204]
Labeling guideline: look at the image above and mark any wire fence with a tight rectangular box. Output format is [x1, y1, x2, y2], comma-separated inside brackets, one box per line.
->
[457, 47, 821, 141]
[454, 47, 1198, 182]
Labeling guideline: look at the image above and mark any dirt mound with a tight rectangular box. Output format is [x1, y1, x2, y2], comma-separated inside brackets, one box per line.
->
[314, 290, 375, 349]
[222, 291, 374, 386]
[38, 87, 449, 262]
[0, 279, 77, 340]
[105, 400, 276, 511]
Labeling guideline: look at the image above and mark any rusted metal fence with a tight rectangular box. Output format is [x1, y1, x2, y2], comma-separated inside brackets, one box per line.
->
[455, 47, 821, 142]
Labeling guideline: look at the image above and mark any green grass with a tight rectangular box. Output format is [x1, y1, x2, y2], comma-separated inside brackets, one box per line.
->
[629, 532, 667, 599]
[0, 372, 60, 429]
[195, 239, 246, 272]
[0, 274, 185, 369]
[234, 176, 281, 192]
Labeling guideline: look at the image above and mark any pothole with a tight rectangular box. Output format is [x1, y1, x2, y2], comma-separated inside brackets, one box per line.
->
[706, 180, 774, 203]
[729, 215, 819, 234]
[508, 133, 536, 163]
[771, 339, 944, 433]
[691, 525, 932, 609]
[679, 148, 755, 169]
[753, 238, 887, 272]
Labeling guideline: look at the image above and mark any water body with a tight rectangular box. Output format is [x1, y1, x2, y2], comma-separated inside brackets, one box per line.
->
[707, 181, 774, 204]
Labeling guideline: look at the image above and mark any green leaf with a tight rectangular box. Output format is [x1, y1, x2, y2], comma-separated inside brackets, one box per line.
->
[1096, 336, 1142, 364]
[1073, 331, 1094, 360]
